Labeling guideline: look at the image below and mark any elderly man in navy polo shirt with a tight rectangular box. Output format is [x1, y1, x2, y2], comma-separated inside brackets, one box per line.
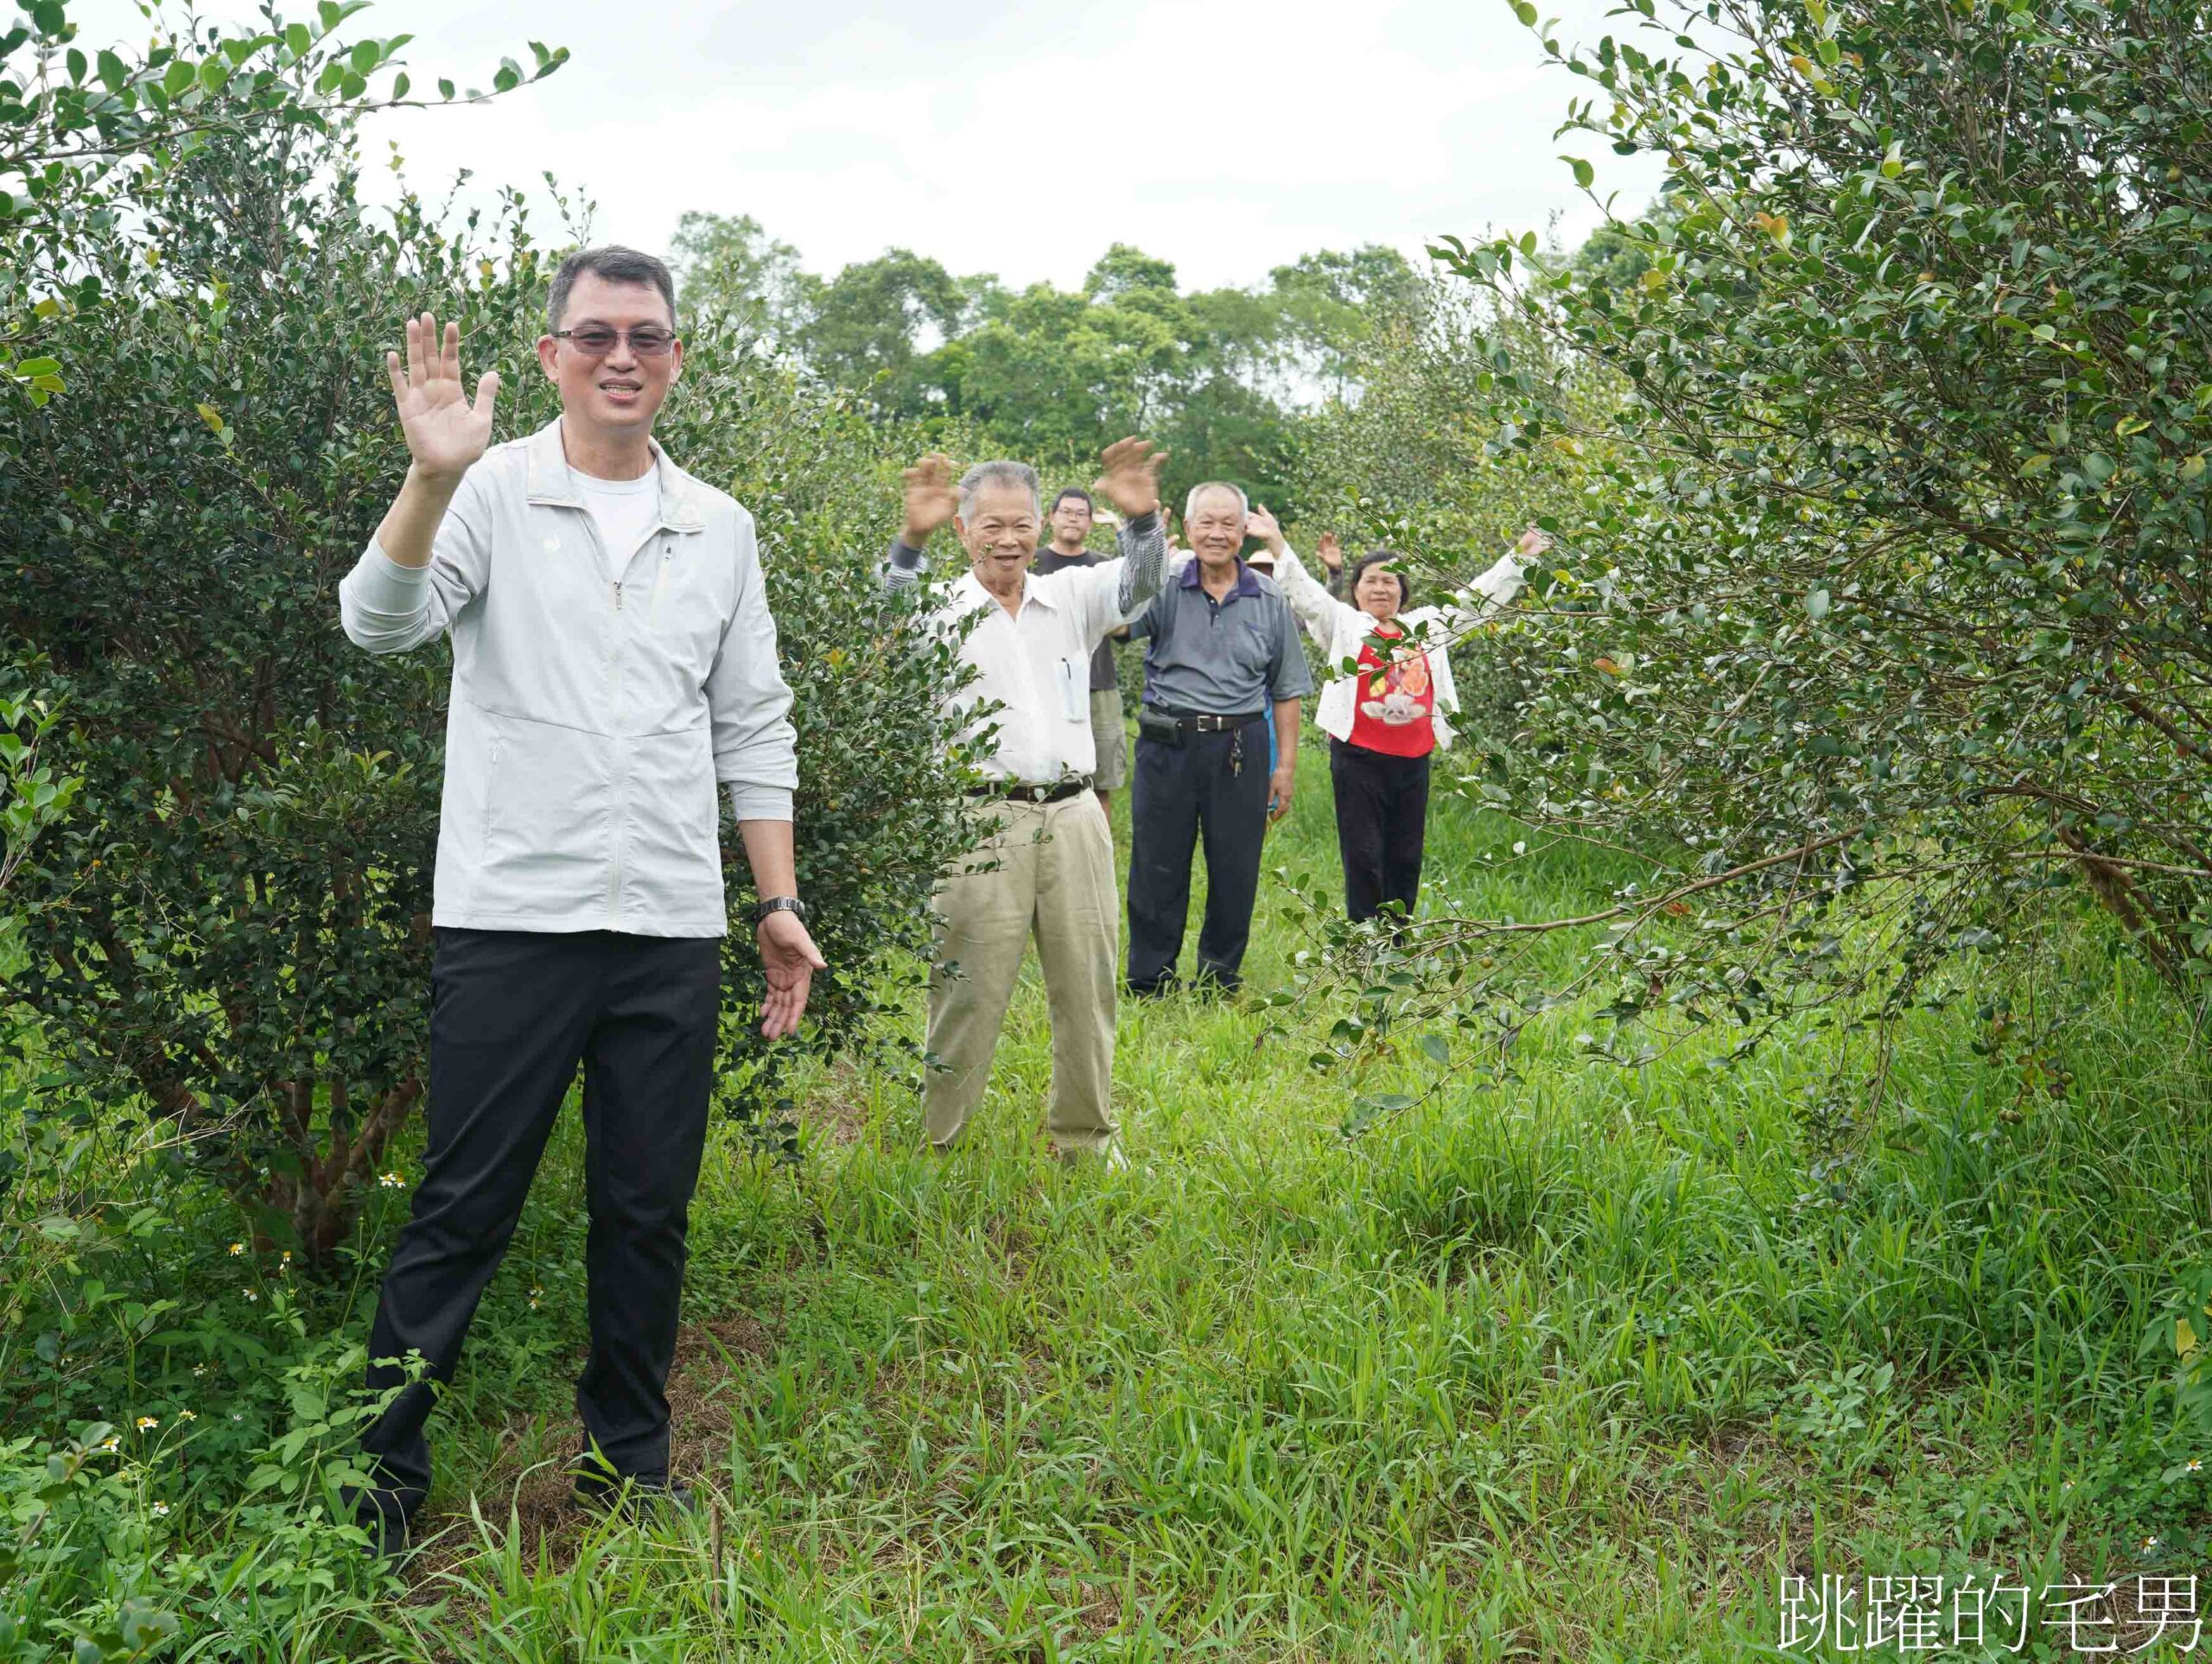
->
[1124, 480, 1313, 996]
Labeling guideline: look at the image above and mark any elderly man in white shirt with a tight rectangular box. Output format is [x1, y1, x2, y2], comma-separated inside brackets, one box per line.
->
[885, 441, 1169, 1157]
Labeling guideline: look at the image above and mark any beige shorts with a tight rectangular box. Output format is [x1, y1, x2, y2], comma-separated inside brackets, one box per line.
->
[1090, 688, 1128, 791]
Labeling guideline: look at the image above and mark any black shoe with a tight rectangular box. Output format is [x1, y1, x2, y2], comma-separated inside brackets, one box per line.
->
[570, 1471, 698, 1522]
[358, 1503, 416, 1563]
[346, 1474, 424, 1564]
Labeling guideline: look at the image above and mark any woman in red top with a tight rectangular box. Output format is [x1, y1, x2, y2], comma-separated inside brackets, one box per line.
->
[1263, 515, 1536, 924]
[1331, 552, 1438, 922]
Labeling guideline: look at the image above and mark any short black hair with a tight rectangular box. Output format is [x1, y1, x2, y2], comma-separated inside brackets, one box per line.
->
[548, 245, 677, 333]
[1351, 549, 1413, 606]
[1050, 487, 1094, 515]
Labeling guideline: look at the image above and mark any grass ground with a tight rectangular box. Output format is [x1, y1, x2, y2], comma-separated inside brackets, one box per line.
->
[342, 746, 2212, 1661]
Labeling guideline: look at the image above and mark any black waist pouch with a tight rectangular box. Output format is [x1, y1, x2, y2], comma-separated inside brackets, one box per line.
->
[1137, 708, 1185, 748]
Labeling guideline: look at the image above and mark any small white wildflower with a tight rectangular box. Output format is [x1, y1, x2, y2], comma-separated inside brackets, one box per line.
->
[378, 1172, 407, 1190]
[228, 1242, 245, 1256]
[135, 1416, 158, 1431]
[2190, 1458, 2203, 1473]
[192, 1364, 208, 1377]
[2144, 1534, 2162, 1553]
[243, 1291, 257, 1303]
[176, 1410, 197, 1422]
[151, 1502, 169, 1517]
[99, 1437, 120, 1453]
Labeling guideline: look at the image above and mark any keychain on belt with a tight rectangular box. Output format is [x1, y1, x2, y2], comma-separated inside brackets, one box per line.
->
[1229, 726, 1243, 778]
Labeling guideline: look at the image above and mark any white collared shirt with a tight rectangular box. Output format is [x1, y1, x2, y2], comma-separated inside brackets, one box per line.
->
[931, 564, 1138, 785]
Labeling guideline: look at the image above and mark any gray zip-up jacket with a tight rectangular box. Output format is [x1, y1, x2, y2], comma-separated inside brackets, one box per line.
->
[339, 417, 798, 938]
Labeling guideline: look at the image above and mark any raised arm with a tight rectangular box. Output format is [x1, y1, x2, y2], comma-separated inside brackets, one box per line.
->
[1315, 531, 1350, 600]
[378, 314, 499, 564]
[1247, 506, 1356, 643]
[1111, 511, 1168, 619]
[1062, 436, 1171, 638]
[1427, 526, 1549, 634]
[1269, 540, 1364, 645]
[339, 311, 499, 652]
[1102, 438, 1170, 619]
[883, 452, 960, 594]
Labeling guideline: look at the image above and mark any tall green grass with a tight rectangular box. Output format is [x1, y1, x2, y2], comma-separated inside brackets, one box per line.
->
[349, 750, 2212, 1660]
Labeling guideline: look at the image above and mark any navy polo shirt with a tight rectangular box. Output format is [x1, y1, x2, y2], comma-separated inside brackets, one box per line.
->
[1129, 556, 1313, 715]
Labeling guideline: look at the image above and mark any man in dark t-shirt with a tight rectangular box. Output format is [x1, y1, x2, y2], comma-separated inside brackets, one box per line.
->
[1033, 487, 1127, 812]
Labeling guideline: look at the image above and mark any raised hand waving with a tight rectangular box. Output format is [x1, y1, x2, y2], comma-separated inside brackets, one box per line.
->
[900, 453, 962, 546]
[386, 311, 499, 482]
[1091, 436, 1169, 520]
[1245, 503, 1287, 555]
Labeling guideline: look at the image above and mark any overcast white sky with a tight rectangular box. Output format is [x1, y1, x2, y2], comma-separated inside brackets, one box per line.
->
[83, 0, 1660, 294]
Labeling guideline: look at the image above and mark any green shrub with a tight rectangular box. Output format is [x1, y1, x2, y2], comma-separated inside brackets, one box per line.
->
[0, 1324, 412, 1661]
[1437, 0, 2212, 1031]
[0, 0, 563, 405]
[1286, 0, 2212, 1116]
[0, 658, 79, 922]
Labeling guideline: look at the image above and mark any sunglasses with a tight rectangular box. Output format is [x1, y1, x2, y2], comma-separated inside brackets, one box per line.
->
[551, 324, 677, 358]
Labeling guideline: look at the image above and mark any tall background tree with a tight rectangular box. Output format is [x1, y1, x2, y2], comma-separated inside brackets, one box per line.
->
[668, 221, 1419, 519]
[666, 209, 804, 345]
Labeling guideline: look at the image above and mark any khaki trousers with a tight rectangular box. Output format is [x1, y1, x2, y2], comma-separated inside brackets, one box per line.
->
[1090, 688, 1128, 791]
[924, 794, 1118, 1153]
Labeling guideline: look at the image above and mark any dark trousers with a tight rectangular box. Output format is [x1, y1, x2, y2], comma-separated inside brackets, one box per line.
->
[1331, 739, 1432, 923]
[1127, 715, 1271, 993]
[357, 928, 721, 1523]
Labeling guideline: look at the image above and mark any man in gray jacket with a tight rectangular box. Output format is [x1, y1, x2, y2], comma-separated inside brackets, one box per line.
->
[338, 246, 823, 1548]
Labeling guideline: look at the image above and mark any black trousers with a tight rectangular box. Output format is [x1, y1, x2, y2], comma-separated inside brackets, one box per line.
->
[1127, 715, 1271, 993]
[357, 928, 721, 1523]
[1330, 738, 1432, 923]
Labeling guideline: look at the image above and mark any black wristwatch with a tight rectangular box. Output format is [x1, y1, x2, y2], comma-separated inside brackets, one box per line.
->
[748, 895, 808, 926]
